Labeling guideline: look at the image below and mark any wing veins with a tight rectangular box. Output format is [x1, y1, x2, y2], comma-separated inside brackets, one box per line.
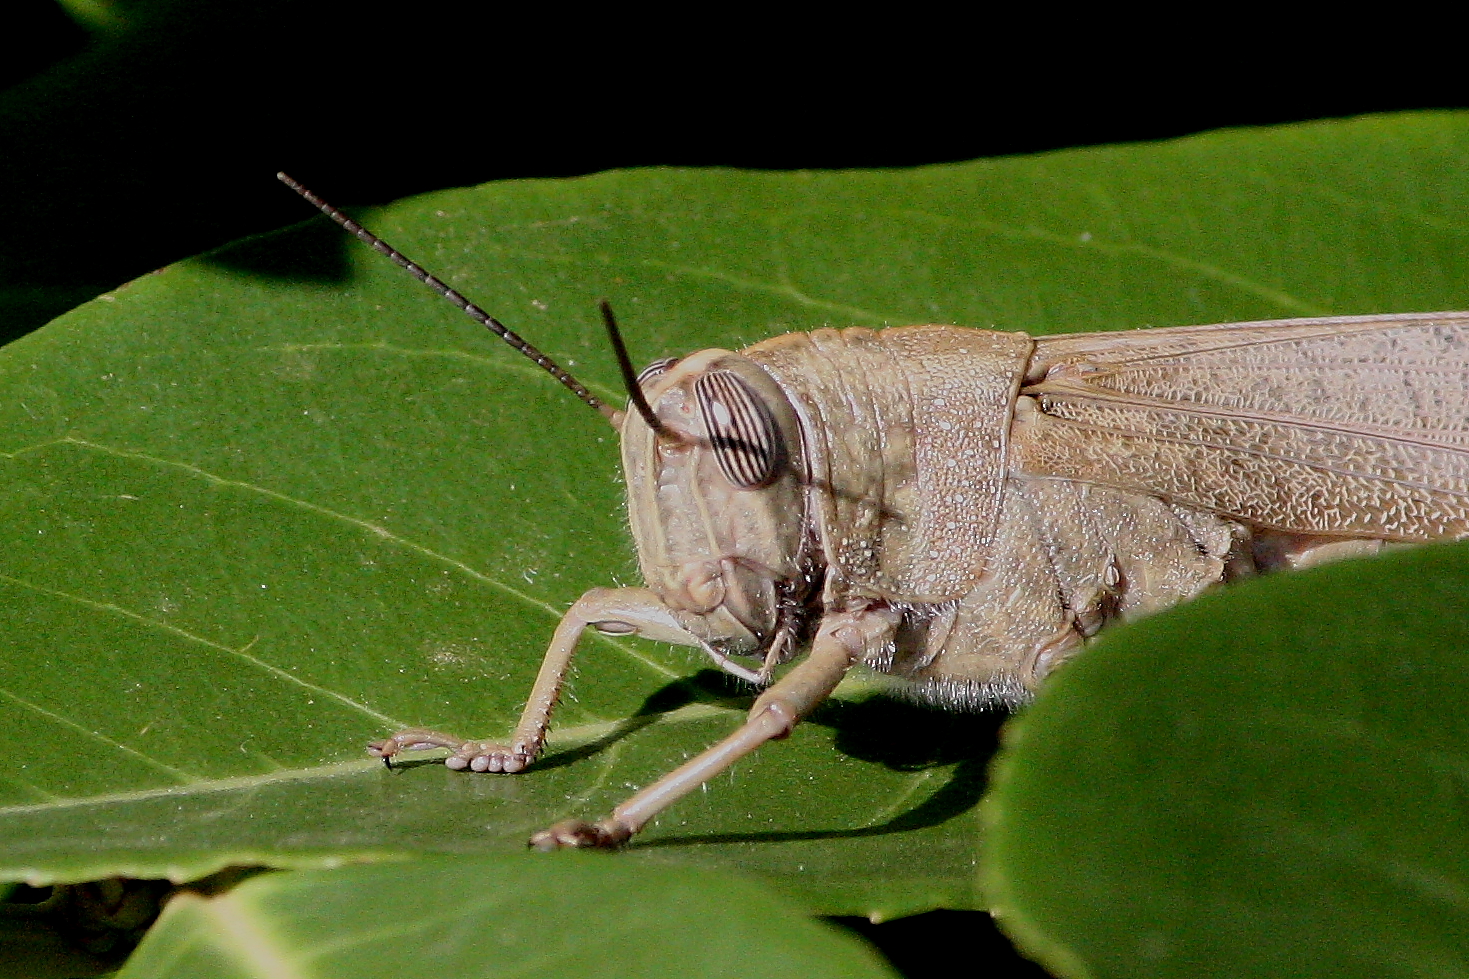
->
[1033, 409, 1469, 497]
[1030, 385, 1469, 454]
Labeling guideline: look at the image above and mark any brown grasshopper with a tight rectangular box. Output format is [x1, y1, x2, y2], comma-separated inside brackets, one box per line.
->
[280, 174, 1469, 849]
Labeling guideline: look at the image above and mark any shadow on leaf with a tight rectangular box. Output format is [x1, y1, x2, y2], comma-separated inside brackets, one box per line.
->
[614, 673, 1010, 848]
[204, 218, 352, 282]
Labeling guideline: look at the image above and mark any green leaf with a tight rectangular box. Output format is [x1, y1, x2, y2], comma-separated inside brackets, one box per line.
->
[115, 855, 898, 979]
[982, 543, 1469, 978]
[5, 110, 1469, 960]
[1, 166, 1005, 920]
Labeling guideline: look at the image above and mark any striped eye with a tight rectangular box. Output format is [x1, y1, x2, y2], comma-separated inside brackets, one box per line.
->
[694, 371, 783, 489]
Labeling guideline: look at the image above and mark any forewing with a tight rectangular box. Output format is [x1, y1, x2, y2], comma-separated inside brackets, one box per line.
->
[1012, 312, 1469, 541]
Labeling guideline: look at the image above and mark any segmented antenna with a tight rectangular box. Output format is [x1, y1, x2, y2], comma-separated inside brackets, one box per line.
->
[276, 172, 618, 426]
[600, 300, 674, 439]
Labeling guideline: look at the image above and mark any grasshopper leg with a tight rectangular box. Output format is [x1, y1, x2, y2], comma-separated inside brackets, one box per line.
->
[369, 588, 701, 774]
[530, 606, 899, 850]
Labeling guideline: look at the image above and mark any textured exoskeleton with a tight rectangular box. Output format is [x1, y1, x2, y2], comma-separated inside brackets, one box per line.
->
[370, 311, 1469, 849]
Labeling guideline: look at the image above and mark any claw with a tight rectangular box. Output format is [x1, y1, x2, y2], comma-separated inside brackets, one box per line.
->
[528, 819, 632, 851]
[366, 739, 403, 762]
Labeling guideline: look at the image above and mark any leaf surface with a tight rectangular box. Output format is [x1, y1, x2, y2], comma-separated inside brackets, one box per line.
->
[983, 543, 1469, 978]
[3, 113, 1469, 934]
[116, 856, 898, 979]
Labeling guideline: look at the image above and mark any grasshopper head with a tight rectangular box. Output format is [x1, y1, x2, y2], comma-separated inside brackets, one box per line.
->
[621, 349, 814, 677]
[268, 180, 815, 679]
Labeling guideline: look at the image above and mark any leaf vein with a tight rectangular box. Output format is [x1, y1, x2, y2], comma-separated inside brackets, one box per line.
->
[0, 686, 194, 783]
[52, 437, 681, 682]
[863, 768, 938, 826]
[0, 572, 405, 728]
[0, 703, 736, 817]
[256, 341, 624, 403]
[204, 892, 309, 979]
[893, 207, 1331, 318]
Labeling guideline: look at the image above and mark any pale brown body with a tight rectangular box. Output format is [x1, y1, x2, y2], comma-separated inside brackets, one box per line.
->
[371, 311, 1469, 848]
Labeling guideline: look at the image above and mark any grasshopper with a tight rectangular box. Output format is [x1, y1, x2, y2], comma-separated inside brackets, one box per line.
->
[280, 174, 1469, 849]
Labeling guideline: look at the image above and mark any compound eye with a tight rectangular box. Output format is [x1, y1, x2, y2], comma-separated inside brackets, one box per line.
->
[636, 357, 680, 385]
[694, 370, 783, 489]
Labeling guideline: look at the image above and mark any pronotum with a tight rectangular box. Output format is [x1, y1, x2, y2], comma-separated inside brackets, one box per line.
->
[280, 173, 1469, 850]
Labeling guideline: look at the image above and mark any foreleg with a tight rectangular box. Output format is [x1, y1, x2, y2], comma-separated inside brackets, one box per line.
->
[368, 588, 697, 773]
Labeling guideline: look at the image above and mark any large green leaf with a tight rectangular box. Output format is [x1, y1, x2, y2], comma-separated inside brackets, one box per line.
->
[0, 164, 1015, 919]
[983, 542, 1469, 978]
[115, 856, 897, 979]
[4, 111, 1469, 972]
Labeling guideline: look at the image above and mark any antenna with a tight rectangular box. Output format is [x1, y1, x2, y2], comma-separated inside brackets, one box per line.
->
[600, 300, 674, 439]
[276, 173, 619, 427]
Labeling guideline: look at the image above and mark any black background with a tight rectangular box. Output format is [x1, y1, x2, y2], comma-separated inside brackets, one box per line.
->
[3, 1, 1462, 350]
[1, 3, 1463, 974]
